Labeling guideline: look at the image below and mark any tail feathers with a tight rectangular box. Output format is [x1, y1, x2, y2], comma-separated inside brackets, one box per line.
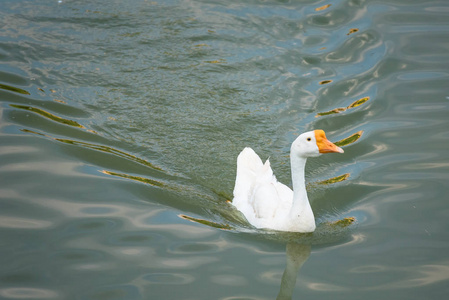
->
[257, 159, 275, 183]
[233, 147, 276, 201]
[236, 147, 263, 173]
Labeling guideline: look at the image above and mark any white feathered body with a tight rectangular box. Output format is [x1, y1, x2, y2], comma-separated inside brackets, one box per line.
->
[232, 147, 315, 232]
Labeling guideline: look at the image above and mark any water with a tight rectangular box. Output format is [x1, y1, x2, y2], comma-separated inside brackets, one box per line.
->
[1, 0, 449, 299]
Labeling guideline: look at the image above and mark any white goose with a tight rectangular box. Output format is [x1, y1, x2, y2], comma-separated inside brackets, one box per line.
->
[232, 130, 344, 232]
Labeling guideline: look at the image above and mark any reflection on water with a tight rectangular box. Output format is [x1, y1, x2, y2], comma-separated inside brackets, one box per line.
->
[21, 129, 164, 172]
[316, 97, 369, 117]
[12, 104, 84, 128]
[0, 83, 30, 95]
[180, 211, 356, 245]
[276, 243, 311, 300]
[102, 170, 165, 188]
[180, 214, 233, 231]
[180, 214, 355, 298]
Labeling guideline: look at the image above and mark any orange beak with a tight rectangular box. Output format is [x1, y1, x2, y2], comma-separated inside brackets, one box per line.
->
[315, 129, 344, 154]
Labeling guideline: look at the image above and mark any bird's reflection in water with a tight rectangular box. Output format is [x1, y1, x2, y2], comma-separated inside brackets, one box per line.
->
[179, 214, 355, 299]
[276, 243, 311, 300]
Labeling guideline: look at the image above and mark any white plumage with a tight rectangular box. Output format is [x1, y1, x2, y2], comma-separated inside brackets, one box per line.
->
[231, 130, 344, 232]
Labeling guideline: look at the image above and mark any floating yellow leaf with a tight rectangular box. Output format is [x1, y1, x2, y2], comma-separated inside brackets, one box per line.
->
[347, 96, 369, 109]
[315, 4, 332, 11]
[347, 28, 359, 35]
[204, 59, 225, 64]
[317, 173, 350, 185]
[319, 80, 333, 85]
[335, 130, 363, 147]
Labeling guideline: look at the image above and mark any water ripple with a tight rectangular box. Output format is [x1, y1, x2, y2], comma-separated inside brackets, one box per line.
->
[0, 216, 53, 229]
[0, 287, 60, 299]
[141, 272, 195, 285]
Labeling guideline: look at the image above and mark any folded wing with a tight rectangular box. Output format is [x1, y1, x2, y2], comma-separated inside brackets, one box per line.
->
[232, 148, 293, 228]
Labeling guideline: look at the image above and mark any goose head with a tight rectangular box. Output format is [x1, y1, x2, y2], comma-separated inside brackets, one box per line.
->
[291, 129, 344, 158]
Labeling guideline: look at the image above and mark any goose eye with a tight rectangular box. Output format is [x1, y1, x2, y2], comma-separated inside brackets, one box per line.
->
[307, 137, 311, 141]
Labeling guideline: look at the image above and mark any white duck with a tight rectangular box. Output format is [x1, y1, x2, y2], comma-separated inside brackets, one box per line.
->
[232, 130, 344, 232]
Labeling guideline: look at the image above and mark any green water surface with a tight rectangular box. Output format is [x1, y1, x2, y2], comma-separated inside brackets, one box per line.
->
[1, 0, 449, 299]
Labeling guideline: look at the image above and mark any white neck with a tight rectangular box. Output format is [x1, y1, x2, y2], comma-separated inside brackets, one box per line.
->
[290, 154, 308, 209]
[288, 154, 315, 231]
